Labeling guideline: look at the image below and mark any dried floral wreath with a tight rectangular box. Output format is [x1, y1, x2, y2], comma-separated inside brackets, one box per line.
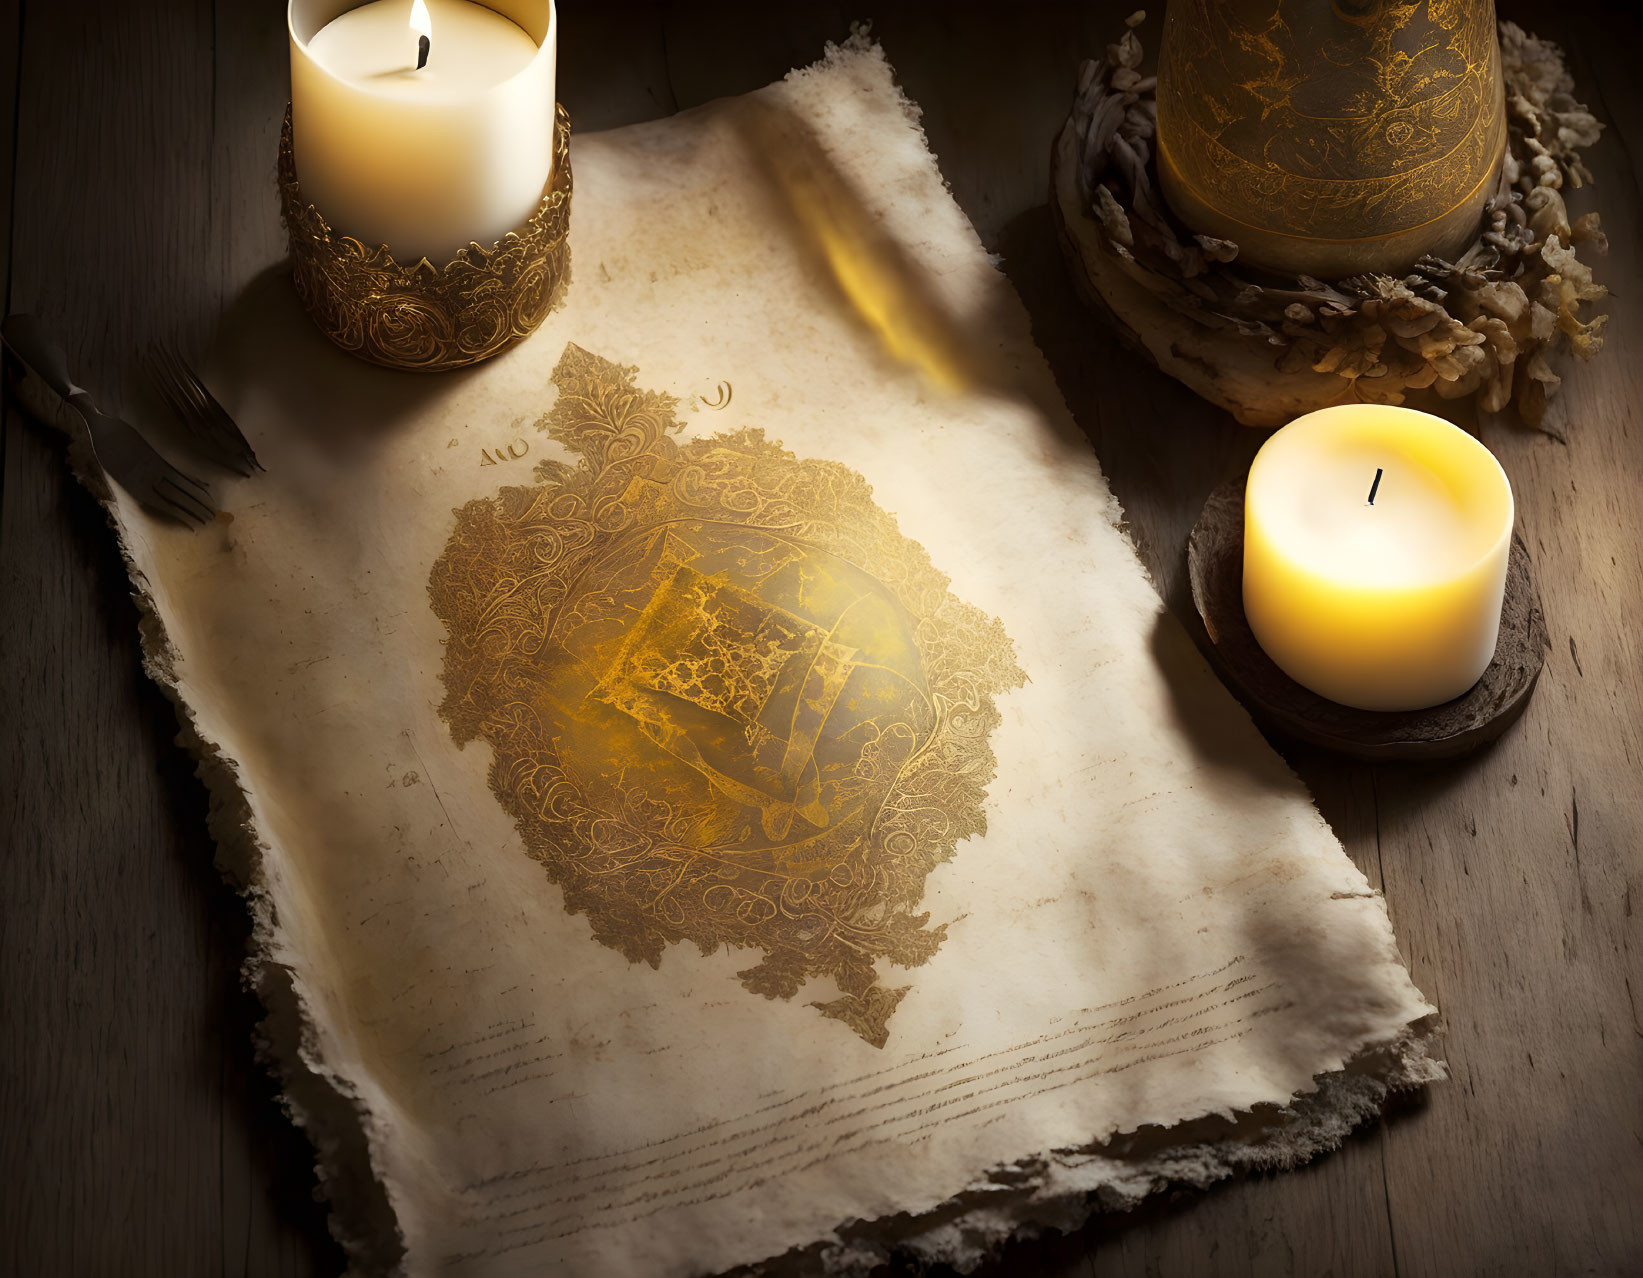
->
[1052, 13, 1607, 432]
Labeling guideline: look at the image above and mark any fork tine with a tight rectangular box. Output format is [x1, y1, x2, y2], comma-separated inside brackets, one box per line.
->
[151, 487, 209, 527]
[156, 473, 215, 523]
[148, 360, 196, 421]
[152, 344, 215, 426]
[157, 465, 213, 505]
[186, 361, 262, 467]
[158, 343, 262, 470]
[144, 344, 260, 476]
[171, 464, 213, 496]
[170, 498, 209, 527]
[144, 345, 200, 419]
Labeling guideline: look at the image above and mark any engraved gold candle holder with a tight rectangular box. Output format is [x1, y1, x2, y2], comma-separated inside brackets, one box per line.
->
[1155, 0, 1505, 279]
[277, 103, 572, 372]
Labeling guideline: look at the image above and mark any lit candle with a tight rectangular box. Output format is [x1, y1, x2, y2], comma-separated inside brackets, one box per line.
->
[1242, 405, 1514, 712]
[288, 0, 557, 265]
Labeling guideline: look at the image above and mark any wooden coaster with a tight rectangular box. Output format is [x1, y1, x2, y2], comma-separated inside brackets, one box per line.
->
[1187, 482, 1549, 761]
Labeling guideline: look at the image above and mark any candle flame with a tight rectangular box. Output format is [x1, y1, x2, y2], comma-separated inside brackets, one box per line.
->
[410, 0, 431, 39]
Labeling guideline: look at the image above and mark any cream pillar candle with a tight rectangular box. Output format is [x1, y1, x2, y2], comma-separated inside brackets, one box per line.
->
[289, 0, 557, 265]
[1243, 405, 1514, 712]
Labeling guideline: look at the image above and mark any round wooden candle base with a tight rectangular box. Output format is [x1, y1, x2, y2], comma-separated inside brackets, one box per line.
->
[1187, 482, 1549, 761]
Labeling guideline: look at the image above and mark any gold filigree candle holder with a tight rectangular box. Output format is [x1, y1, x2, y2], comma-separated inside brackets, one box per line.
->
[1051, 14, 1608, 430]
[278, 103, 572, 372]
[1155, 0, 1505, 280]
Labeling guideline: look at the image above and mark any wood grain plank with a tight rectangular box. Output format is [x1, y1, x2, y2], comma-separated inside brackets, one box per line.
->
[0, 0, 18, 308]
[1366, 5, 1643, 1274]
[0, 0, 219, 1260]
[0, 0, 326, 1274]
[204, 5, 344, 1273]
[0, 0, 23, 544]
[1, 2, 1638, 1275]
[557, 0, 674, 131]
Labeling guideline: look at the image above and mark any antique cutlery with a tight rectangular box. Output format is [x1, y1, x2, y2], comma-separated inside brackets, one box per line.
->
[1, 314, 215, 526]
[143, 343, 263, 477]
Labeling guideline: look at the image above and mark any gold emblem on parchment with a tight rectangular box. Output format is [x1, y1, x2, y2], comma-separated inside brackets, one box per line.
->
[429, 345, 1023, 1046]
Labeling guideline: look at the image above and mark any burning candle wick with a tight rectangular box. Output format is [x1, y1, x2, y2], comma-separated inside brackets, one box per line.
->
[1367, 467, 1384, 506]
[410, 0, 432, 70]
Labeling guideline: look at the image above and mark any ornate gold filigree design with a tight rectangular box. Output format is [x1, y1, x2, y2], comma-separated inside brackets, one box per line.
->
[277, 104, 572, 372]
[1156, 0, 1505, 277]
[1057, 13, 1606, 429]
[429, 346, 1024, 1046]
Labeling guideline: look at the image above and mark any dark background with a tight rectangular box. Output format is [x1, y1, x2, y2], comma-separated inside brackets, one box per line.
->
[2, 2, 1641, 1274]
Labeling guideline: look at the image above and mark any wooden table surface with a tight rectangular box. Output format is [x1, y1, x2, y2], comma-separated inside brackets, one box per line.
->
[3, 2, 1639, 1274]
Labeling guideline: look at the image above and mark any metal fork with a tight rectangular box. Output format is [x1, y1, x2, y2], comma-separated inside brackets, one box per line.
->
[1, 314, 216, 526]
[143, 343, 263, 476]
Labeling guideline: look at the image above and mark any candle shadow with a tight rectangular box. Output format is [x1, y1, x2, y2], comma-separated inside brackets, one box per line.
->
[207, 263, 469, 460]
[1146, 607, 1309, 792]
[989, 202, 1267, 615]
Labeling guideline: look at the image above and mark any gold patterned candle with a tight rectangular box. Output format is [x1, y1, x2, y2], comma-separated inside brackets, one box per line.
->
[1156, 0, 1505, 279]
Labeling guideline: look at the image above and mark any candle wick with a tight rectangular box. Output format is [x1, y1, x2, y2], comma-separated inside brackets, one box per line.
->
[416, 33, 430, 70]
[1367, 467, 1384, 506]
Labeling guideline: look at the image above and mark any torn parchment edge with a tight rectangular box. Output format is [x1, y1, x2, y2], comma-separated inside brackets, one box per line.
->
[737, 1023, 1443, 1275]
[764, 33, 1447, 1272]
[6, 367, 407, 1271]
[102, 512, 409, 1275]
[55, 31, 1444, 1278]
[70, 471, 1450, 1278]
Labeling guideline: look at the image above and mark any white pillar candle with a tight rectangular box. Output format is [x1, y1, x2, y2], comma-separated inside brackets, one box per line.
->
[289, 0, 557, 265]
[1242, 405, 1514, 712]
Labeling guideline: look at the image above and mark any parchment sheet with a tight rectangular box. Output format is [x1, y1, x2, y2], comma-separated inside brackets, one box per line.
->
[99, 38, 1440, 1276]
